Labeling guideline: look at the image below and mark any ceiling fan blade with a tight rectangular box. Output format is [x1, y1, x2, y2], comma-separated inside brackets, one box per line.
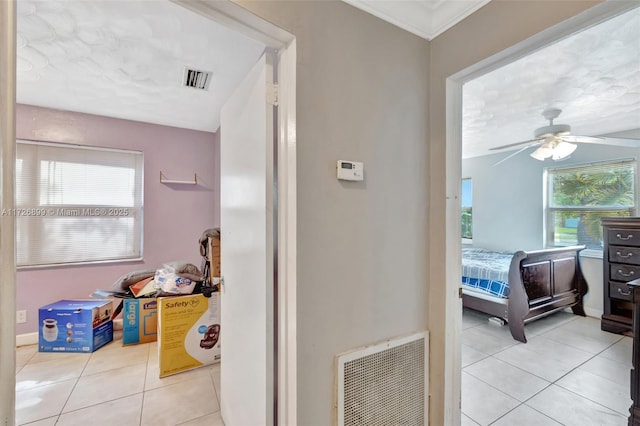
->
[489, 137, 543, 151]
[561, 135, 604, 144]
[493, 143, 537, 166]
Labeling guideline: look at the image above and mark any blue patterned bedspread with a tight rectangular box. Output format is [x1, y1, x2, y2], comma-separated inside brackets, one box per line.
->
[461, 247, 513, 299]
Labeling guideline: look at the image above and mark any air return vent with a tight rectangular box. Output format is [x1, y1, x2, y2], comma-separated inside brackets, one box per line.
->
[336, 331, 428, 426]
[183, 67, 212, 90]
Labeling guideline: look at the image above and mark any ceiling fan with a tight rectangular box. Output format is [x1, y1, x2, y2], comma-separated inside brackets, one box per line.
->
[491, 108, 603, 165]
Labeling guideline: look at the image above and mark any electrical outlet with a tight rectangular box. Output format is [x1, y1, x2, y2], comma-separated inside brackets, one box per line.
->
[16, 310, 27, 324]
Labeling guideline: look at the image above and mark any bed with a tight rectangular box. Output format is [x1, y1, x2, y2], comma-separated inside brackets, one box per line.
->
[461, 245, 588, 343]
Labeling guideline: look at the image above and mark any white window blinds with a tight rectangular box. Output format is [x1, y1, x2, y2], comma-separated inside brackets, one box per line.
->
[15, 140, 144, 267]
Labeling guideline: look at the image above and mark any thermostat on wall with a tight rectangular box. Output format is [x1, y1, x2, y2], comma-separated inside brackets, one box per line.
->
[337, 160, 363, 181]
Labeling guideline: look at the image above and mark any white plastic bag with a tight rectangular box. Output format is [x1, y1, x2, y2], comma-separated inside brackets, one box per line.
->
[154, 268, 196, 294]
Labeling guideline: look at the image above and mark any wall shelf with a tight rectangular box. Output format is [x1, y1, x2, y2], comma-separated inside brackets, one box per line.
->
[160, 171, 198, 185]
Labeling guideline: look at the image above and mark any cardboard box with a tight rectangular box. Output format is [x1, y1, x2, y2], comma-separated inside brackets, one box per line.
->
[39, 299, 113, 353]
[122, 298, 158, 345]
[157, 293, 220, 377]
[208, 234, 221, 279]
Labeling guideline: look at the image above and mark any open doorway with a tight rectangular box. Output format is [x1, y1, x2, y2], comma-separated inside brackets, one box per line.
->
[1, 1, 296, 424]
[447, 2, 639, 424]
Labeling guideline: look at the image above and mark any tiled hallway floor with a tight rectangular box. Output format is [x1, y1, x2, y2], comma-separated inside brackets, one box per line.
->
[15, 330, 223, 426]
[462, 308, 633, 426]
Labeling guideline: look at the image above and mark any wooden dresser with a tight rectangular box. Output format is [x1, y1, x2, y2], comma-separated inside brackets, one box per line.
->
[602, 217, 640, 335]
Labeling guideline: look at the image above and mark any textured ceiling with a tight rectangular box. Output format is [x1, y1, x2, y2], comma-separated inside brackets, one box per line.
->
[17, 0, 266, 132]
[463, 7, 640, 158]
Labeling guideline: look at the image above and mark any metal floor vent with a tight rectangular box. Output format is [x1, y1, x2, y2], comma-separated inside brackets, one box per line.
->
[336, 332, 428, 426]
[183, 67, 212, 90]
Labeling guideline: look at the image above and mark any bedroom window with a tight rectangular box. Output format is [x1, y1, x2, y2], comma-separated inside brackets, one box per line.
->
[546, 159, 636, 250]
[15, 140, 144, 267]
[461, 178, 473, 241]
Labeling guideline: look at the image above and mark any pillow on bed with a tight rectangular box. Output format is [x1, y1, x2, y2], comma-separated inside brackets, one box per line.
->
[163, 261, 204, 281]
[112, 269, 156, 292]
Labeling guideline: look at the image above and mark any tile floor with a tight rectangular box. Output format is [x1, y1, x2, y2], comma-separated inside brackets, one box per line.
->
[14, 310, 634, 425]
[15, 329, 224, 426]
[462, 308, 633, 426]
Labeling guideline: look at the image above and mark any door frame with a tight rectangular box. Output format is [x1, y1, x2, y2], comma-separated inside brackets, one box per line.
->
[173, 2, 297, 424]
[443, 1, 639, 422]
[0, 1, 297, 424]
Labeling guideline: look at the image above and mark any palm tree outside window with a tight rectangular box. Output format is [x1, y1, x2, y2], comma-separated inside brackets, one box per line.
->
[546, 159, 636, 249]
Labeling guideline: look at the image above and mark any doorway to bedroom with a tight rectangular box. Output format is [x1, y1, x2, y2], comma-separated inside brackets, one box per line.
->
[456, 4, 639, 424]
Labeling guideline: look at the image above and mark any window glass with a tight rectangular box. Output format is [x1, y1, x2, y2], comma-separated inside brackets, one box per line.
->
[462, 178, 473, 240]
[15, 140, 144, 267]
[547, 160, 636, 249]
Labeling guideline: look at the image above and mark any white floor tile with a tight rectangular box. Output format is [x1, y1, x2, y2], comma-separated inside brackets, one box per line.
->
[15, 379, 76, 425]
[526, 384, 627, 426]
[63, 362, 146, 413]
[490, 404, 562, 426]
[579, 354, 631, 386]
[56, 393, 143, 426]
[16, 345, 37, 372]
[542, 317, 623, 354]
[494, 335, 593, 382]
[556, 367, 632, 415]
[82, 341, 149, 376]
[16, 354, 89, 391]
[462, 344, 490, 368]
[461, 412, 480, 426]
[18, 417, 58, 426]
[462, 323, 520, 356]
[177, 410, 225, 426]
[141, 375, 219, 426]
[599, 336, 633, 364]
[522, 311, 578, 337]
[464, 357, 550, 402]
[461, 372, 519, 426]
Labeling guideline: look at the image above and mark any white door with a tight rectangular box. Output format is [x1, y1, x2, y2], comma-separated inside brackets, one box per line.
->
[219, 52, 275, 426]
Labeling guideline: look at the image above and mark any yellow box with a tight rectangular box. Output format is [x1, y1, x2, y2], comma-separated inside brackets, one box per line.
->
[157, 293, 220, 377]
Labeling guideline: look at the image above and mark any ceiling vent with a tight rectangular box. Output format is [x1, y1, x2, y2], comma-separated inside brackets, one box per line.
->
[183, 67, 212, 90]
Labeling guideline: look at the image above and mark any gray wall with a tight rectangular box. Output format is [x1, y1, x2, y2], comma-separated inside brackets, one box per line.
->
[236, 2, 430, 425]
[463, 143, 639, 252]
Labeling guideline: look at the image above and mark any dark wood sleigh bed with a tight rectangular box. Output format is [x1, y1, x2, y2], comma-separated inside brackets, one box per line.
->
[462, 245, 589, 343]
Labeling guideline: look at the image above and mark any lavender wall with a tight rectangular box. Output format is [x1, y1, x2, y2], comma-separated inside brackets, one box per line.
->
[16, 104, 220, 335]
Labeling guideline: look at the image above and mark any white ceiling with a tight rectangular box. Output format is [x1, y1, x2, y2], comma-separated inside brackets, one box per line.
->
[462, 6, 640, 159]
[17, 1, 640, 150]
[17, 0, 265, 133]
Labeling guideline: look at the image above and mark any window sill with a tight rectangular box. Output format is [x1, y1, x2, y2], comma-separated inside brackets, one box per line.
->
[462, 238, 473, 245]
[17, 257, 145, 271]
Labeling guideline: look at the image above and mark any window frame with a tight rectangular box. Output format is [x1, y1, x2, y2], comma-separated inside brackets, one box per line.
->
[15, 139, 144, 268]
[544, 158, 638, 251]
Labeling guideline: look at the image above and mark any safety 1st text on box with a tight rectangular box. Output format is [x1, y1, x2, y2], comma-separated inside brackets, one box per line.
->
[122, 298, 158, 345]
[157, 293, 220, 377]
[38, 299, 113, 353]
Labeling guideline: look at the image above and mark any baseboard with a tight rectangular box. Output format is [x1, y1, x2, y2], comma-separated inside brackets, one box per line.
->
[584, 307, 603, 319]
[16, 332, 38, 347]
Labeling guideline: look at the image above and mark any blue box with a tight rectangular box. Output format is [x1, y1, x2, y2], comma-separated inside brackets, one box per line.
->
[122, 298, 158, 345]
[38, 299, 114, 353]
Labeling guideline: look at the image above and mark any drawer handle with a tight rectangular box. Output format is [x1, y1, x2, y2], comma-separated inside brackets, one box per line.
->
[618, 287, 632, 296]
[616, 251, 634, 259]
[616, 233, 634, 240]
[618, 270, 635, 277]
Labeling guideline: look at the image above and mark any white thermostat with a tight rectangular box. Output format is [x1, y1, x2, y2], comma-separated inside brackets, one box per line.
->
[337, 160, 364, 181]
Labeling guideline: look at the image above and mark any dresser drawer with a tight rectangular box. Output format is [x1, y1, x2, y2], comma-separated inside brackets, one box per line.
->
[610, 281, 633, 301]
[609, 247, 640, 265]
[608, 229, 640, 247]
[611, 264, 640, 281]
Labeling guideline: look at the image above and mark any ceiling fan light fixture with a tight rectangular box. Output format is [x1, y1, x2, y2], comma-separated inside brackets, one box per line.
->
[530, 145, 553, 161]
[552, 141, 577, 160]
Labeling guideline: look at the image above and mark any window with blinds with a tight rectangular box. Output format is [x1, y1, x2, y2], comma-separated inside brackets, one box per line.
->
[15, 140, 144, 267]
[546, 159, 636, 249]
